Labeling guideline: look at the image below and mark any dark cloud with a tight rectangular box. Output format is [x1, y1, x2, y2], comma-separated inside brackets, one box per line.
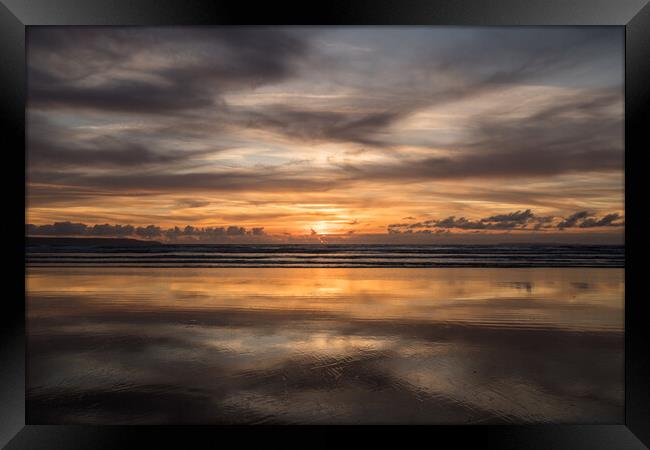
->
[28, 28, 310, 114]
[232, 28, 622, 148]
[28, 169, 338, 194]
[26, 29, 624, 200]
[29, 87, 622, 193]
[27, 221, 88, 236]
[579, 213, 623, 228]
[28, 27, 623, 150]
[29, 75, 213, 114]
[251, 227, 265, 236]
[28, 137, 197, 169]
[135, 225, 162, 238]
[27, 222, 268, 241]
[89, 224, 135, 236]
[388, 210, 623, 233]
[185, 226, 225, 238]
[26, 113, 224, 172]
[226, 226, 246, 236]
[557, 211, 624, 229]
[433, 217, 487, 230]
[533, 216, 556, 231]
[557, 211, 593, 229]
[162, 226, 182, 239]
[484, 209, 534, 224]
[339, 89, 622, 181]
[241, 108, 406, 147]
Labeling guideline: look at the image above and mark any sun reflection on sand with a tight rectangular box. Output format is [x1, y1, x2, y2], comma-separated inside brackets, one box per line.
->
[27, 267, 623, 424]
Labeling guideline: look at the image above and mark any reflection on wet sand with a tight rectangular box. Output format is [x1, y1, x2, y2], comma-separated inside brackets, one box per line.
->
[27, 268, 623, 424]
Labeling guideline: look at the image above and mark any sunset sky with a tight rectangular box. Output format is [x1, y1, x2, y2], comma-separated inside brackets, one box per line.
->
[26, 27, 624, 244]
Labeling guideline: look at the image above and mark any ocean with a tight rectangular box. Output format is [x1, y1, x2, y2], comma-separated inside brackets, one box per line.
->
[26, 243, 624, 268]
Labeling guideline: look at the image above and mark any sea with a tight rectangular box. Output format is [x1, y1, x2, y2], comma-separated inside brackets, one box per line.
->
[26, 242, 624, 268]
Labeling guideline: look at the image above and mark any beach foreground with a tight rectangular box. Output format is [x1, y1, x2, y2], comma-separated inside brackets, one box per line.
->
[27, 267, 623, 424]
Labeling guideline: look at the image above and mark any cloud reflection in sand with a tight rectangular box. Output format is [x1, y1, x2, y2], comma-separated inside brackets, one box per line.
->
[27, 268, 623, 424]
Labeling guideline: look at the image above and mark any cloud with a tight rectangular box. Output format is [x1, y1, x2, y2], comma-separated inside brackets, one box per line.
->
[229, 28, 622, 149]
[28, 137, 199, 169]
[533, 216, 556, 230]
[240, 108, 407, 147]
[28, 27, 623, 152]
[175, 199, 211, 209]
[184, 226, 225, 238]
[28, 167, 338, 194]
[28, 28, 310, 114]
[484, 209, 534, 224]
[251, 227, 265, 236]
[28, 86, 621, 194]
[433, 217, 487, 230]
[26, 113, 225, 172]
[135, 225, 162, 238]
[226, 226, 246, 236]
[557, 211, 624, 229]
[26, 28, 623, 188]
[338, 89, 622, 182]
[578, 213, 623, 228]
[27, 221, 88, 236]
[557, 211, 592, 229]
[27, 221, 268, 242]
[24, 28, 624, 242]
[388, 210, 623, 233]
[88, 224, 135, 236]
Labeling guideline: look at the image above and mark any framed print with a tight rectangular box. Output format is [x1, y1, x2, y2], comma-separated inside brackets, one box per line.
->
[1, 0, 649, 448]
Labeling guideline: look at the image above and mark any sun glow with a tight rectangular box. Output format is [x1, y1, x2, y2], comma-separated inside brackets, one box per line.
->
[310, 221, 332, 235]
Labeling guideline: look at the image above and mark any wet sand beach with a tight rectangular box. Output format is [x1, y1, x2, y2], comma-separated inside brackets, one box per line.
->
[26, 267, 623, 424]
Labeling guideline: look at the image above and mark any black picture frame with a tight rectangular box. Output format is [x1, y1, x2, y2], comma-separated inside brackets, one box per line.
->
[1, 1, 649, 448]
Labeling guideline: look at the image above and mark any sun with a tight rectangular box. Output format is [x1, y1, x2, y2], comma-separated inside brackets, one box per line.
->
[310, 222, 332, 235]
